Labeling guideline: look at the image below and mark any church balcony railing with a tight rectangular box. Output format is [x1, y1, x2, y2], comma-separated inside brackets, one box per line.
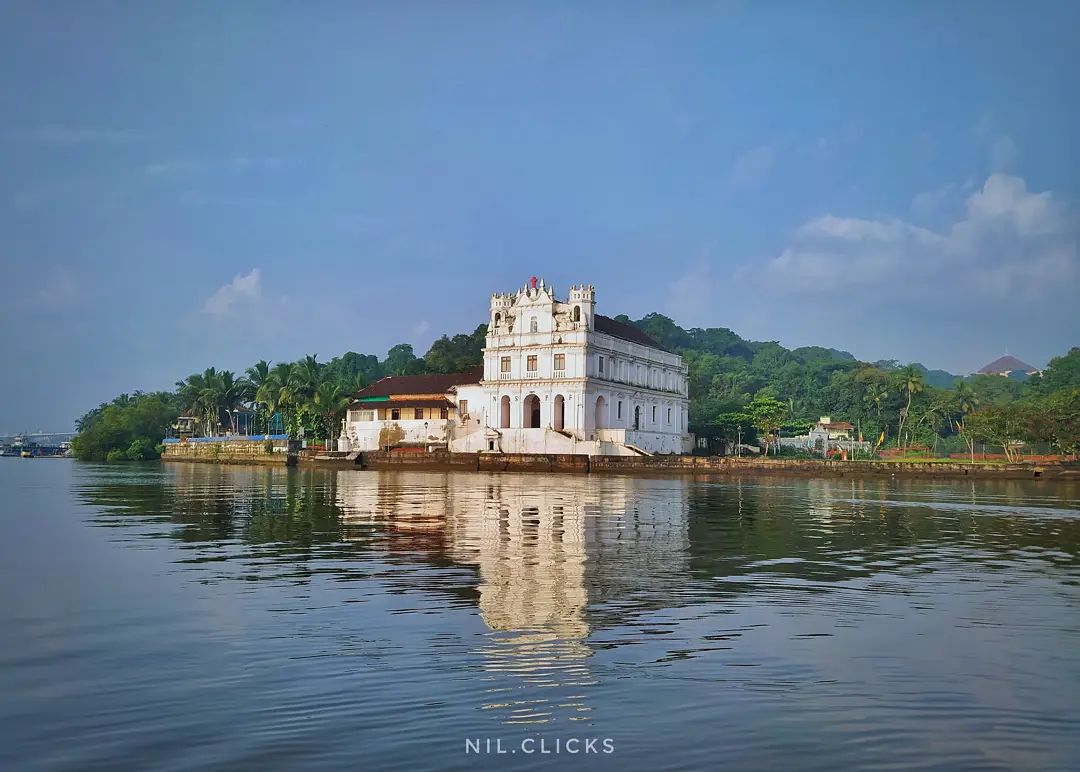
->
[524, 371, 540, 378]
[552, 370, 566, 379]
[498, 373, 513, 380]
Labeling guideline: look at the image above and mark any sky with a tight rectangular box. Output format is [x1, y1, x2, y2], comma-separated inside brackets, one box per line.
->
[1, 1, 1078, 431]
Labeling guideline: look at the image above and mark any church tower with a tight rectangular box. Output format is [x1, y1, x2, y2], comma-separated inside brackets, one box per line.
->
[567, 284, 595, 330]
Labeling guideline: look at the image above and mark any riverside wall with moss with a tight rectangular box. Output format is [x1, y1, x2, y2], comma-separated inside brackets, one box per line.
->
[161, 439, 289, 465]
[161, 440, 1078, 480]
[355, 450, 1077, 480]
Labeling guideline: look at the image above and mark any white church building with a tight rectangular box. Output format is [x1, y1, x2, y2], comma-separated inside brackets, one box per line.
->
[341, 278, 692, 456]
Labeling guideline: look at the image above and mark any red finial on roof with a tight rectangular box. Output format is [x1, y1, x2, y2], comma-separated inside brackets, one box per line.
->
[530, 275, 537, 288]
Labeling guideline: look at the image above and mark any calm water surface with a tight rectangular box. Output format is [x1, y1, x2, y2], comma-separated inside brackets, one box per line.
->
[1, 460, 1079, 771]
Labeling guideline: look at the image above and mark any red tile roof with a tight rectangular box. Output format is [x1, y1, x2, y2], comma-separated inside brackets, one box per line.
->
[352, 366, 483, 399]
[349, 398, 453, 411]
[820, 420, 855, 430]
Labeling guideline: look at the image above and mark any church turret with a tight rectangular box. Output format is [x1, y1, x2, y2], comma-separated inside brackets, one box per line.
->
[490, 292, 515, 333]
[567, 284, 595, 329]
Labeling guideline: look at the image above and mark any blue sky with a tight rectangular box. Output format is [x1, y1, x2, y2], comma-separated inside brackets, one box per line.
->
[2, 1, 1078, 431]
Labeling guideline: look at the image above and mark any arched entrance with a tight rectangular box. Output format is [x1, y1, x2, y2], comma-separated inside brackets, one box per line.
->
[499, 395, 511, 428]
[553, 395, 565, 431]
[594, 396, 607, 430]
[523, 394, 541, 428]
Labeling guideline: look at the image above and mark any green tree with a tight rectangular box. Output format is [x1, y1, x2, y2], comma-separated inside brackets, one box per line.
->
[1028, 347, 1080, 394]
[747, 394, 788, 456]
[1042, 388, 1080, 455]
[71, 391, 179, 462]
[894, 365, 925, 450]
[953, 382, 980, 461]
[384, 343, 423, 376]
[863, 383, 888, 434]
[218, 370, 252, 433]
[423, 324, 487, 373]
[314, 380, 351, 442]
[1021, 388, 1080, 455]
[966, 403, 1028, 462]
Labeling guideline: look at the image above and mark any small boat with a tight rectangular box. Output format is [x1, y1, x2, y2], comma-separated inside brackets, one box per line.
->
[20, 450, 32, 458]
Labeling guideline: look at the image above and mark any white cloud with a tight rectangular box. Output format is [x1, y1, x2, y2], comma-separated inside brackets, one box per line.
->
[911, 183, 957, 217]
[756, 174, 1078, 304]
[960, 173, 1061, 236]
[729, 145, 776, 189]
[202, 269, 263, 317]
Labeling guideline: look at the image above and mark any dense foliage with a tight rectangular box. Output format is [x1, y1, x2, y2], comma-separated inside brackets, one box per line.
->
[615, 313, 1078, 456]
[72, 311, 1078, 461]
[71, 391, 180, 462]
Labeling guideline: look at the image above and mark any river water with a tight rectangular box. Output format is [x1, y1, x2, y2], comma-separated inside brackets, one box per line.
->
[1, 460, 1078, 771]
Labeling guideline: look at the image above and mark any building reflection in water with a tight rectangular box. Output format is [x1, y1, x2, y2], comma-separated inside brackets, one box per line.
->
[333, 470, 690, 725]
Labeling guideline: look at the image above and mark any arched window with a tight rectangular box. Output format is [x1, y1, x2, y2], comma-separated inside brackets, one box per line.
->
[523, 394, 541, 428]
[494, 312, 501, 327]
[553, 395, 565, 431]
[572, 306, 581, 323]
[594, 396, 607, 430]
[530, 317, 538, 333]
[499, 396, 511, 428]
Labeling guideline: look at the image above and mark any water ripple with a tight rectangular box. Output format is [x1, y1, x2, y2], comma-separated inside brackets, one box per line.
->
[0, 461, 1077, 770]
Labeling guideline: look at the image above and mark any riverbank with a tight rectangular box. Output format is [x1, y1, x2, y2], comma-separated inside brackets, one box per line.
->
[161, 442, 1079, 480]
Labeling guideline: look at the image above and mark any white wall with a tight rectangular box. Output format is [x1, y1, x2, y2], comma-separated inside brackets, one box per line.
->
[344, 418, 451, 451]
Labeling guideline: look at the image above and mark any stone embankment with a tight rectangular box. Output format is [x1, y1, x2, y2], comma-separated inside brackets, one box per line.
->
[162, 441, 1078, 480]
[355, 450, 1076, 479]
[161, 439, 288, 466]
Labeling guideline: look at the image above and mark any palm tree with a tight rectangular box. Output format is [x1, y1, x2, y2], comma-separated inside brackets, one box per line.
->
[245, 360, 272, 432]
[177, 368, 223, 436]
[954, 381, 980, 462]
[287, 355, 322, 436]
[217, 370, 251, 434]
[314, 380, 352, 444]
[268, 362, 295, 433]
[863, 383, 887, 439]
[255, 371, 285, 435]
[895, 365, 925, 451]
[289, 355, 322, 403]
[245, 360, 271, 401]
[955, 381, 979, 416]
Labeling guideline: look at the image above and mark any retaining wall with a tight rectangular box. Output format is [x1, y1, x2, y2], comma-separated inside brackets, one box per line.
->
[161, 439, 1078, 480]
[162, 439, 288, 466]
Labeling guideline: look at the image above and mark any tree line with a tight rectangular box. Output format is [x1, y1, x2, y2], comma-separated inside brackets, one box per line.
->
[619, 312, 1078, 458]
[71, 326, 488, 461]
[71, 313, 1077, 462]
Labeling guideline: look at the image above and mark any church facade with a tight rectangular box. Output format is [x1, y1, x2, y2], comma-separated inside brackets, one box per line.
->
[341, 278, 692, 456]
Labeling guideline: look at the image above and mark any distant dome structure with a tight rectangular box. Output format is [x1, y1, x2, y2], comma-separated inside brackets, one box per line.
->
[976, 355, 1038, 377]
